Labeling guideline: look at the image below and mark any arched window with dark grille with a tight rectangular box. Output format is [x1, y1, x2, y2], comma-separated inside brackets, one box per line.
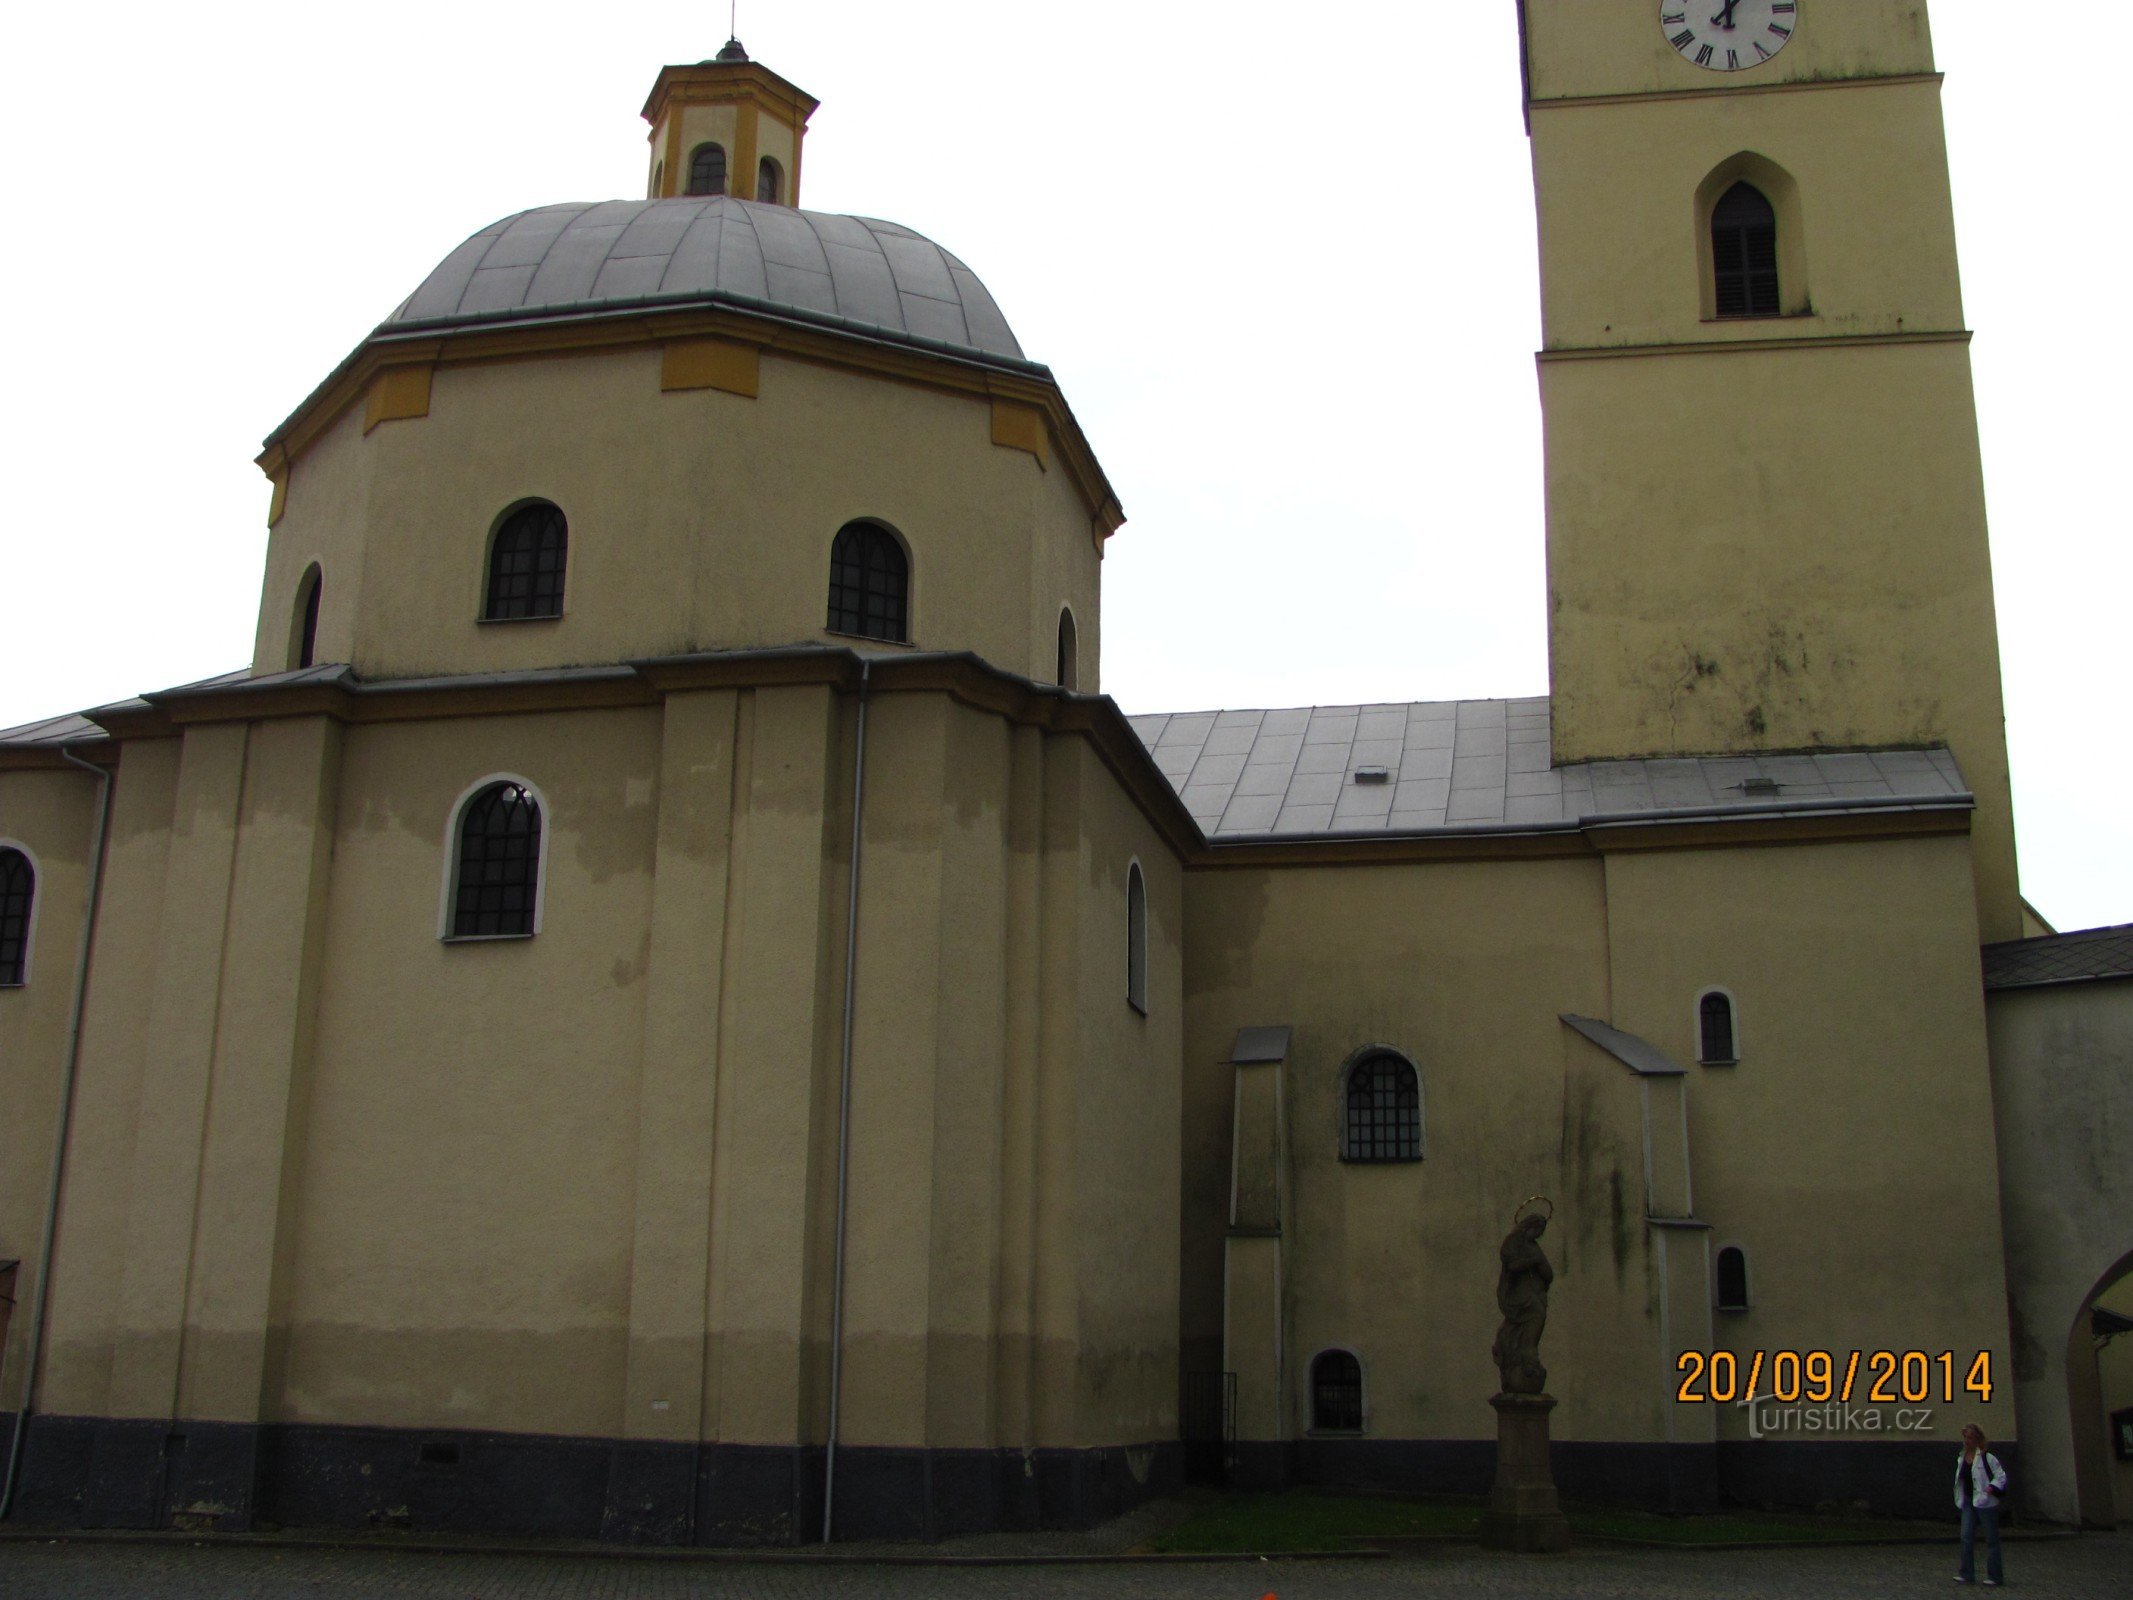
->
[293, 565, 322, 669]
[0, 847, 35, 985]
[448, 781, 544, 939]
[1057, 606, 1079, 690]
[484, 502, 568, 621]
[1698, 990, 1738, 1064]
[688, 142, 727, 197]
[1310, 1349, 1363, 1432]
[1712, 182, 1780, 317]
[826, 521, 909, 642]
[1715, 1245, 1750, 1311]
[1126, 861, 1148, 1014]
[756, 157, 782, 204]
[1343, 1051, 1421, 1162]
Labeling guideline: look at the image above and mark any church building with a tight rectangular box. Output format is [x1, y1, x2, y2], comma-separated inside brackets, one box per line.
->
[2, 0, 2128, 1542]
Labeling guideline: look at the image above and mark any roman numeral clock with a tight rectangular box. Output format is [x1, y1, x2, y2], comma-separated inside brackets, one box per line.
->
[1662, 0, 1796, 72]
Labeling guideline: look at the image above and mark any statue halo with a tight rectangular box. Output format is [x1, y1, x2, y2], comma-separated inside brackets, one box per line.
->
[1514, 1194, 1555, 1226]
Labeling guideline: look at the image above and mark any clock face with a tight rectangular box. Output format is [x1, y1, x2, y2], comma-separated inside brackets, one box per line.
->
[1661, 1, 1797, 73]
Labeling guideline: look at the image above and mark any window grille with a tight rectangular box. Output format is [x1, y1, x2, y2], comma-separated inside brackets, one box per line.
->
[1126, 863, 1148, 1013]
[1712, 181, 1780, 317]
[451, 783, 542, 938]
[0, 849, 32, 985]
[485, 503, 568, 621]
[1716, 1245, 1750, 1311]
[826, 521, 909, 642]
[1699, 991, 1738, 1063]
[1342, 1053, 1420, 1161]
[756, 158, 781, 204]
[1311, 1350, 1363, 1432]
[688, 143, 727, 197]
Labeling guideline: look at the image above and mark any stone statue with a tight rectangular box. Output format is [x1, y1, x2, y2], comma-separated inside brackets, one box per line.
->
[1491, 1201, 1554, 1396]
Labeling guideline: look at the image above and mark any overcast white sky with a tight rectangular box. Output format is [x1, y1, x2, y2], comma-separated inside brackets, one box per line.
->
[0, 2, 2124, 928]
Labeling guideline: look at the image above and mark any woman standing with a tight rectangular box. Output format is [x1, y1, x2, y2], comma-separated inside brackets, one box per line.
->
[1953, 1422, 2009, 1586]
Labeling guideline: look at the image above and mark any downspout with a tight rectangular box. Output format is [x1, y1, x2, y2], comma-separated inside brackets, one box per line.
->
[1, 745, 114, 1520]
[821, 657, 871, 1544]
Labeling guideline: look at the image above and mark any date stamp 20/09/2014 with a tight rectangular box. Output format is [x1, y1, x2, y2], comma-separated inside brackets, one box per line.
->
[1674, 1348, 1993, 1406]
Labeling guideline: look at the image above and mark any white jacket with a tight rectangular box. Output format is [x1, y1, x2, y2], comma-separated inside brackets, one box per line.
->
[1953, 1449, 2008, 1510]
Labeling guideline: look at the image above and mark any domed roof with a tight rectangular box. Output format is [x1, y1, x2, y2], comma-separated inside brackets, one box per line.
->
[388, 197, 1026, 364]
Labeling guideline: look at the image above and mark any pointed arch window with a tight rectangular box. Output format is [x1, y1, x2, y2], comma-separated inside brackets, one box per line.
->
[688, 143, 728, 197]
[756, 157, 782, 204]
[1712, 182, 1780, 317]
[484, 502, 568, 621]
[448, 782, 544, 939]
[1056, 606, 1080, 690]
[1310, 1349, 1363, 1433]
[0, 847, 34, 986]
[1343, 1050, 1421, 1162]
[293, 565, 322, 669]
[1126, 862, 1148, 1015]
[827, 521, 909, 643]
[1698, 989, 1739, 1065]
[1716, 1245, 1751, 1311]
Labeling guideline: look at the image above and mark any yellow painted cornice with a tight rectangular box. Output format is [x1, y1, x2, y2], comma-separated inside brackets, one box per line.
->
[256, 305, 1124, 541]
[641, 61, 817, 130]
[1539, 328, 1970, 363]
[1530, 71, 1942, 116]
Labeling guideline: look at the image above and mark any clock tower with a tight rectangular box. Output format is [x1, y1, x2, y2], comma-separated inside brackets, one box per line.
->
[1522, 0, 2022, 941]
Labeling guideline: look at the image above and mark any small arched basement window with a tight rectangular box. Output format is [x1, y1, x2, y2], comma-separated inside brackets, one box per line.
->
[484, 502, 568, 621]
[826, 521, 909, 643]
[1716, 1245, 1751, 1311]
[1056, 607, 1079, 690]
[448, 781, 544, 939]
[1711, 182, 1780, 317]
[293, 565, 322, 669]
[1342, 1051, 1421, 1162]
[1126, 861, 1148, 1015]
[688, 142, 728, 197]
[1698, 989, 1738, 1065]
[1310, 1349, 1363, 1432]
[756, 157, 782, 204]
[0, 847, 35, 986]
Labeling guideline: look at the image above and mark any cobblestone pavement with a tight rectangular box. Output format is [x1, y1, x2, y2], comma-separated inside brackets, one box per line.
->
[0, 1532, 2126, 1600]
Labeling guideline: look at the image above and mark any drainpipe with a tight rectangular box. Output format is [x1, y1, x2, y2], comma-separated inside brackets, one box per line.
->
[821, 657, 871, 1545]
[1, 745, 114, 1520]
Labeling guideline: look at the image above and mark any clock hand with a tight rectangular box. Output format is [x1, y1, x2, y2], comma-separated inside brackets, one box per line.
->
[1710, 0, 1743, 26]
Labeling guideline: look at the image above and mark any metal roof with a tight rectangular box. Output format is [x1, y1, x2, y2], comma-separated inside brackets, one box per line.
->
[1982, 924, 2133, 991]
[1561, 1015, 1686, 1077]
[387, 198, 1025, 364]
[0, 711, 109, 749]
[1127, 697, 1972, 839]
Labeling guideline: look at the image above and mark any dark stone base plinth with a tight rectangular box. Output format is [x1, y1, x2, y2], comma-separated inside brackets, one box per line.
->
[1479, 1393, 1570, 1553]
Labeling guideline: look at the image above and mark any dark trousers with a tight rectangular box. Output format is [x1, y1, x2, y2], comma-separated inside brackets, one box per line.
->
[1959, 1503, 2003, 1583]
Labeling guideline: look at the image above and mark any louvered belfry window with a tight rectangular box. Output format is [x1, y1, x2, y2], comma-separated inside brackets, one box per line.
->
[1311, 1350, 1363, 1432]
[1712, 182, 1780, 317]
[452, 783, 543, 938]
[0, 848, 34, 985]
[827, 521, 909, 642]
[485, 502, 568, 620]
[688, 143, 728, 197]
[1342, 1053, 1421, 1162]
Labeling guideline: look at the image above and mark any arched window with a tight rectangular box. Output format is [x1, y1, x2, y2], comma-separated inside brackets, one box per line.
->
[652, 160, 664, 197]
[688, 143, 728, 197]
[0, 847, 35, 986]
[1711, 182, 1780, 317]
[1342, 1051, 1421, 1162]
[1310, 1349, 1363, 1432]
[293, 565, 322, 670]
[448, 781, 544, 939]
[484, 502, 568, 621]
[826, 521, 909, 643]
[1715, 1245, 1751, 1311]
[756, 157, 782, 204]
[1056, 606, 1079, 690]
[1125, 861, 1148, 1014]
[1698, 989, 1738, 1065]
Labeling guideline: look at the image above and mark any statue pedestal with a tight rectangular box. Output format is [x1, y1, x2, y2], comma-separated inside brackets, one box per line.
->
[1480, 1393, 1571, 1553]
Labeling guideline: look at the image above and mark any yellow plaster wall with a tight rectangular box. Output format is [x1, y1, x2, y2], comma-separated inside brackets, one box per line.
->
[1525, 0, 1935, 105]
[256, 350, 1101, 694]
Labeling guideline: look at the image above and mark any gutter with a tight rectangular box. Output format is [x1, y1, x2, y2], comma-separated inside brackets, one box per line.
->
[1, 746, 114, 1519]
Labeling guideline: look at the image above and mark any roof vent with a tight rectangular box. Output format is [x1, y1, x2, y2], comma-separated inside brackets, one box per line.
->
[1353, 765, 1390, 785]
[1739, 777, 1782, 797]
